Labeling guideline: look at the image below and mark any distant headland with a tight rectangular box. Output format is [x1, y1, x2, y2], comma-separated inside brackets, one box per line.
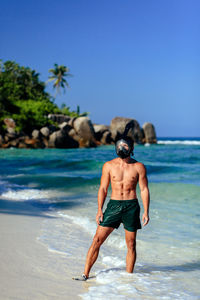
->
[0, 60, 157, 149]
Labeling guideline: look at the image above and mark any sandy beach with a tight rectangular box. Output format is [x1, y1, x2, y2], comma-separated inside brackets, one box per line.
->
[0, 199, 87, 300]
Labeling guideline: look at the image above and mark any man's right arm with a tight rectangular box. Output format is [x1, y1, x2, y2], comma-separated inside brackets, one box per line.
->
[138, 163, 150, 226]
[96, 162, 110, 225]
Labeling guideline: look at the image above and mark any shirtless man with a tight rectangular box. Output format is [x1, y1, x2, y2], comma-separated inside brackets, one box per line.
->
[73, 136, 150, 281]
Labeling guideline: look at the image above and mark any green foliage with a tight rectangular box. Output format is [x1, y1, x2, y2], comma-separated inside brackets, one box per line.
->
[0, 59, 89, 134]
[48, 63, 72, 95]
[0, 60, 20, 127]
[0, 60, 49, 103]
[13, 100, 59, 133]
[0, 59, 56, 133]
[60, 103, 89, 117]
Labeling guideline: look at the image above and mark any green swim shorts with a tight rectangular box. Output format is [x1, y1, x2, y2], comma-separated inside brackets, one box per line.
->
[99, 199, 141, 232]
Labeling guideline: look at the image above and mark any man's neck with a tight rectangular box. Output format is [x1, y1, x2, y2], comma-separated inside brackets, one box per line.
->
[120, 156, 131, 164]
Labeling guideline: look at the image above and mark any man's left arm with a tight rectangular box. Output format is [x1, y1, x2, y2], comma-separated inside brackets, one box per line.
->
[96, 162, 110, 225]
[138, 163, 150, 226]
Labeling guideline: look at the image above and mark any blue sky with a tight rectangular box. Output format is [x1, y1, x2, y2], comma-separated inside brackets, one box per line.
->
[0, 0, 199, 137]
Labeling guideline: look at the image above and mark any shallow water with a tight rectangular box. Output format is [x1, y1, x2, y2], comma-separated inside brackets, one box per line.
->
[0, 138, 200, 299]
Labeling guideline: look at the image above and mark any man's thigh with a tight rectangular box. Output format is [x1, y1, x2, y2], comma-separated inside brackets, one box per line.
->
[125, 229, 137, 246]
[95, 225, 114, 243]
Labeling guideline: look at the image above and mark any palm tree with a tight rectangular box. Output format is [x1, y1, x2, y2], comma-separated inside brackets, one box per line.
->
[48, 63, 72, 95]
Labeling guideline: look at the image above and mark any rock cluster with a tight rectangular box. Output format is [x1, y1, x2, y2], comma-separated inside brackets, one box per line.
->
[0, 116, 157, 149]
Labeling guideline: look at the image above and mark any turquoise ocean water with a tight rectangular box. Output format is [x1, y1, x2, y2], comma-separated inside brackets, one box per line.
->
[0, 137, 200, 299]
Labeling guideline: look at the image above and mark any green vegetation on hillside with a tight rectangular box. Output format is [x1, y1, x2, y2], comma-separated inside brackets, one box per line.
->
[0, 60, 88, 134]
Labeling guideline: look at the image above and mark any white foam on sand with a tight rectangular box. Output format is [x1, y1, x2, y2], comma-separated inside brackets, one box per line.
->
[102, 256, 125, 267]
[0, 185, 65, 203]
[58, 212, 97, 236]
[80, 268, 196, 300]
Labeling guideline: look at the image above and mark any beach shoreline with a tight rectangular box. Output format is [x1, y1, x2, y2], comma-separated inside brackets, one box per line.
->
[0, 142, 200, 299]
[0, 199, 86, 300]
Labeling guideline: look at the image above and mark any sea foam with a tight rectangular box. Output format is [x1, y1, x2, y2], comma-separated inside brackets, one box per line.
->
[157, 140, 200, 145]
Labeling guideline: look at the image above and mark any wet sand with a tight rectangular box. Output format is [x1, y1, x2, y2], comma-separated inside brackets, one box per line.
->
[0, 199, 86, 300]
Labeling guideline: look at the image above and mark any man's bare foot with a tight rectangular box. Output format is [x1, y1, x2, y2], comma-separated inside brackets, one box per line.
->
[72, 274, 88, 281]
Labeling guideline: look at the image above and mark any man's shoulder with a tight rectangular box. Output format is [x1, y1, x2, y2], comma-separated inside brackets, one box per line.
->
[128, 158, 144, 167]
[103, 158, 118, 169]
[133, 160, 145, 167]
[105, 158, 118, 164]
[134, 161, 147, 174]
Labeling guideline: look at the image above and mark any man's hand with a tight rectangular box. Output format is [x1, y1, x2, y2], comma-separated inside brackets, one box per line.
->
[96, 210, 103, 225]
[142, 213, 149, 226]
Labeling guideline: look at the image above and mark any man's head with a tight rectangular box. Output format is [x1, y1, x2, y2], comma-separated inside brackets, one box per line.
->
[115, 136, 134, 159]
